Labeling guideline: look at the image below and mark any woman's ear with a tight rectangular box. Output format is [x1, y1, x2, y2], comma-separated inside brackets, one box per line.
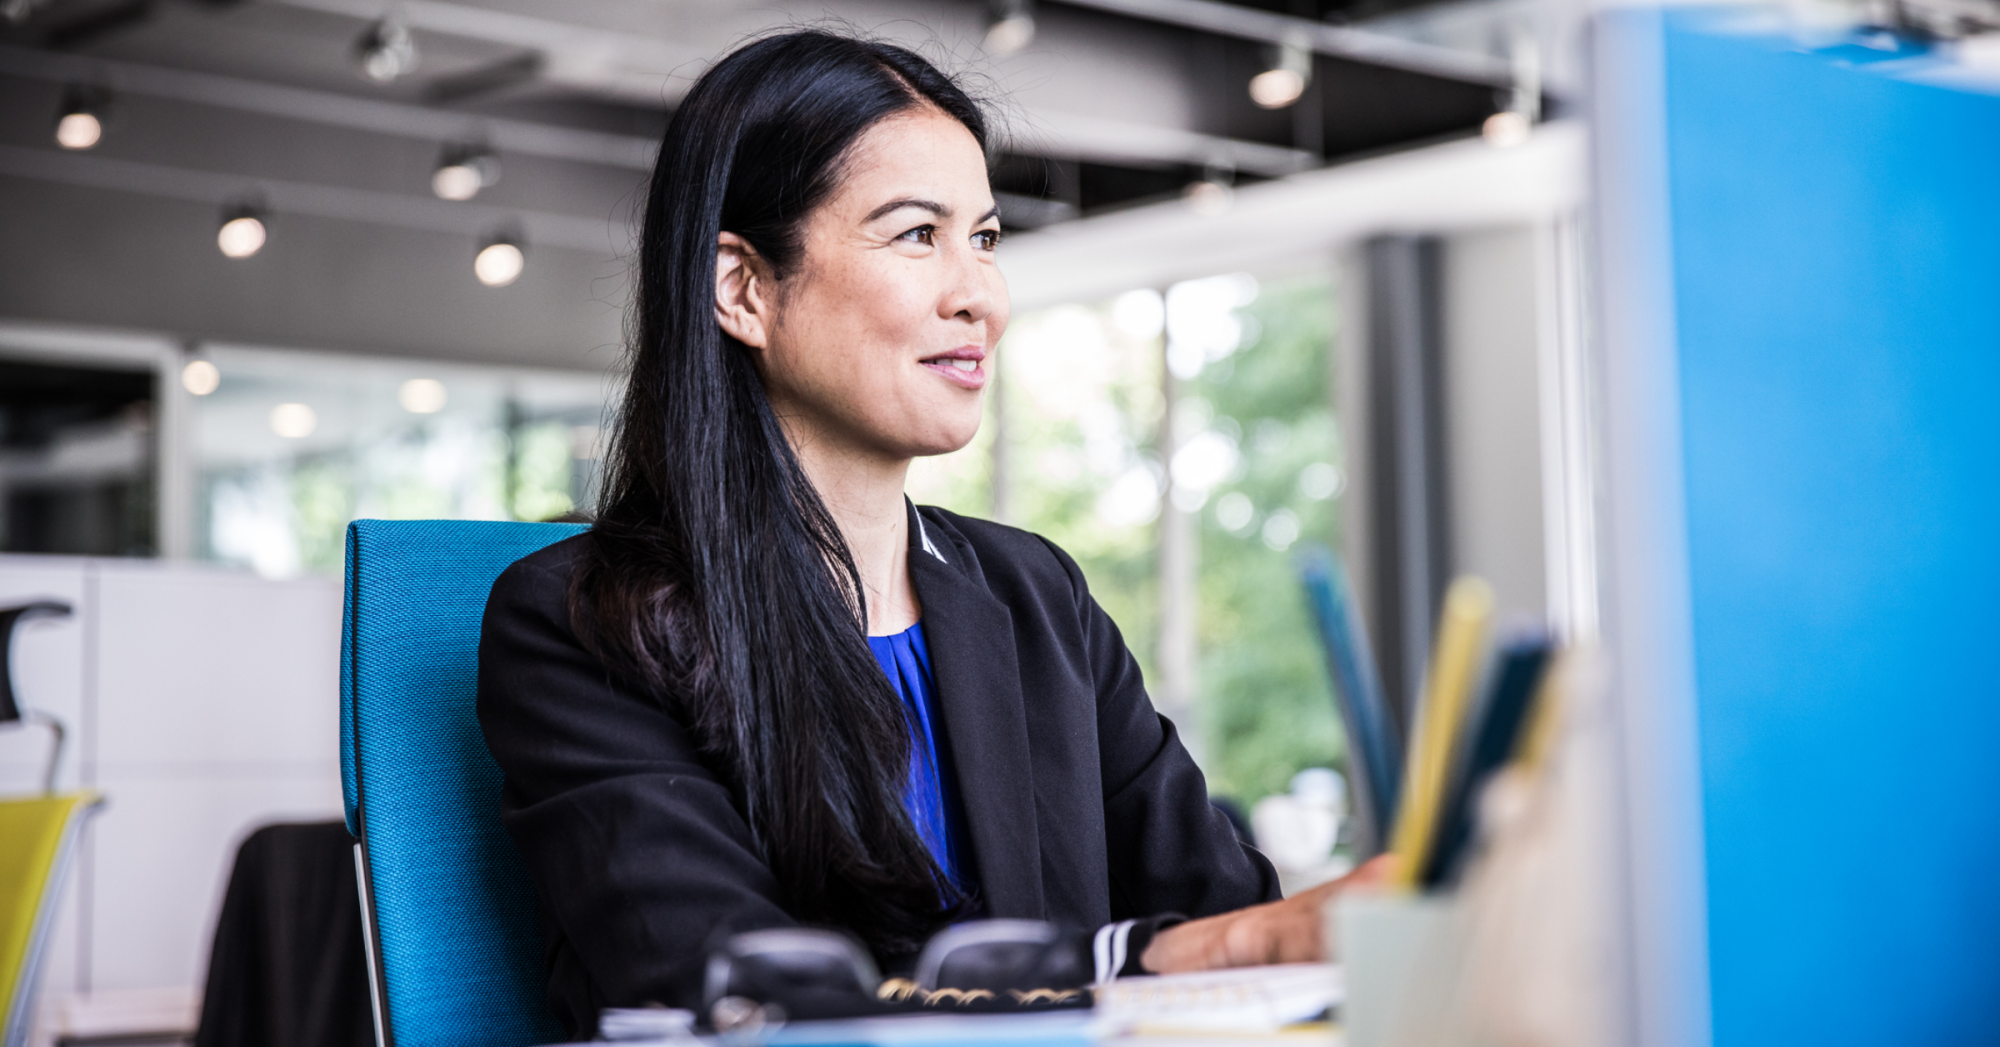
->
[715, 232, 774, 350]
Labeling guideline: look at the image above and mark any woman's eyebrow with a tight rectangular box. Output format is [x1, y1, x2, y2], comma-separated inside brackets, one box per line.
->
[865, 198, 949, 222]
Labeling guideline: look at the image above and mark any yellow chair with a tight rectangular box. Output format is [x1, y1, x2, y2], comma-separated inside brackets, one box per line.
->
[0, 792, 102, 1047]
[2, 599, 98, 1047]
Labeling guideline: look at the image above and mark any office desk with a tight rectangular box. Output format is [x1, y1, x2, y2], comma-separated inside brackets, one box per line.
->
[574, 964, 1344, 1047]
[755, 1013, 1340, 1046]
[585, 1014, 1341, 1047]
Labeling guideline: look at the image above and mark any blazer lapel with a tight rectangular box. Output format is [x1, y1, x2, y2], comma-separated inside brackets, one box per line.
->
[905, 508, 1046, 919]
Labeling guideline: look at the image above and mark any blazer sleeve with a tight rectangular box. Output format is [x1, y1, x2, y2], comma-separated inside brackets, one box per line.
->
[475, 548, 794, 1021]
[1036, 539, 1284, 926]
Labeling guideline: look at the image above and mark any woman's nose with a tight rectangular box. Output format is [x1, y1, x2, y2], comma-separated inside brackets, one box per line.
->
[939, 242, 998, 323]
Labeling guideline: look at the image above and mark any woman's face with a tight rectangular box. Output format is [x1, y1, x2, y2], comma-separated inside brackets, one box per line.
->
[718, 107, 1008, 466]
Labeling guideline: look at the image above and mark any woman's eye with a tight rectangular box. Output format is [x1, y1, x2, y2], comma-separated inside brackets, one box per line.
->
[898, 225, 936, 246]
[973, 229, 1001, 251]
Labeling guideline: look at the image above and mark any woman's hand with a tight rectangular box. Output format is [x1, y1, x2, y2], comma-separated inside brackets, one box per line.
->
[1138, 855, 1396, 974]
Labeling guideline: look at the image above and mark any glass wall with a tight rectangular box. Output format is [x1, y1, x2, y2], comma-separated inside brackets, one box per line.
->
[915, 268, 1349, 809]
[1182, 273, 1347, 803]
[189, 346, 615, 578]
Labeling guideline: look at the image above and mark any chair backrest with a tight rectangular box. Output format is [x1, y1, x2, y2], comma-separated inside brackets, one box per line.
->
[342, 519, 586, 1047]
[0, 792, 101, 1047]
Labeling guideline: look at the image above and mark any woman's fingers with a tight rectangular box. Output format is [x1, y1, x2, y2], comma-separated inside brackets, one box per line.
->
[1139, 909, 1236, 973]
[1347, 853, 1398, 888]
[1220, 901, 1289, 966]
[1138, 853, 1403, 975]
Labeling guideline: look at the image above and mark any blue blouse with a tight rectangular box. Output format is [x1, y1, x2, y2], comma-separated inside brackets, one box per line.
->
[866, 622, 976, 895]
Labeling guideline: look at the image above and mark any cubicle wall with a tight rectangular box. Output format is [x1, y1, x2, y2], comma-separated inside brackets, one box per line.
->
[1596, 10, 2000, 1047]
[0, 555, 343, 1042]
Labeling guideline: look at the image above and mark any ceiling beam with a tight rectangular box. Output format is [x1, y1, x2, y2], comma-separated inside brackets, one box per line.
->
[264, 0, 1327, 173]
[0, 142, 631, 252]
[0, 43, 658, 169]
[999, 120, 1582, 310]
[266, 0, 705, 104]
[1052, 0, 1513, 85]
[423, 50, 546, 105]
[0, 36, 1317, 177]
[43, 0, 158, 51]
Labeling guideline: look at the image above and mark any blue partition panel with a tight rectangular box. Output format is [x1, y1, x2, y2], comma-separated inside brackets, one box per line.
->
[1653, 12, 2000, 1045]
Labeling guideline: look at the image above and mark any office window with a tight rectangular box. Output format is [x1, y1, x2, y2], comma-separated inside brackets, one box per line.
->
[190, 347, 613, 577]
[990, 295, 1169, 669]
[0, 357, 157, 557]
[1184, 273, 1347, 802]
[918, 270, 1348, 806]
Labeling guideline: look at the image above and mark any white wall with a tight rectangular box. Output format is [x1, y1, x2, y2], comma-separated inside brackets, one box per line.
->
[0, 555, 343, 1042]
[1442, 225, 1549, 624]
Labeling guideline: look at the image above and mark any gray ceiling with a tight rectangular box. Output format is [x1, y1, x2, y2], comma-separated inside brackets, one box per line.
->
[0, 0, 1511, 371]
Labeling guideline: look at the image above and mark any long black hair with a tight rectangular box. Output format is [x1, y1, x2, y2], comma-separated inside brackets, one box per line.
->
[572, 31, 988, 955]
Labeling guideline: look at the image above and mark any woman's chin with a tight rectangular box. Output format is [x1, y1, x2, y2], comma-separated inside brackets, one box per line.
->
[898, 425, 981, 462]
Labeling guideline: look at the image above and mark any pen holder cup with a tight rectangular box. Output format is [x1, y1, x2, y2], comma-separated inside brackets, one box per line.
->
[1331, 891, 1467, 1047]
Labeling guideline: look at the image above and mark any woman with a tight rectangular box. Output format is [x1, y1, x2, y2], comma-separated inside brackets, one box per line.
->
[477, 30, 1380, 1032]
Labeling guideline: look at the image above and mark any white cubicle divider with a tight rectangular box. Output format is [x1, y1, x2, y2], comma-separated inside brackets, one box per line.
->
[0, 554, 343, 1046]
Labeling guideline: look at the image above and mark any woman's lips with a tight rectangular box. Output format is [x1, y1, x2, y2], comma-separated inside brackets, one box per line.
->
[920, 349, 987, 390]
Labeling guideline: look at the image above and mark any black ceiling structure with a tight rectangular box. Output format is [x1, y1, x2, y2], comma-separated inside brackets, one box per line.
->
[0, 0, 1516, 367]
[1, 0, 1504, 215]
[984, 0, 1501, 220]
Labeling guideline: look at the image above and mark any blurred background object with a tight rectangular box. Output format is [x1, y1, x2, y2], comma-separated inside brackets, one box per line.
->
[190, 821, 370, 1047]
[1250, 766, 1350, 892]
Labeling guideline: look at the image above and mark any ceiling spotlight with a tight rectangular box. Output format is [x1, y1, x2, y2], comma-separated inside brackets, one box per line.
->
[1183, 160, 1235, 216]
[1183, 179, 1232, 216]
[55, 110, 101, 150]
[475, 230, 526, 287]
[54, 86, 109, 150]
[181, 358, 221, 396]
[354, 17, 419, 83]
[217, 199, 268, 259]
[1483, 30, 1541, 149]
[983, 0, 1035, 54]
[269, 402, 317, 439]
[1249, 40, 1312, 110]
[432, 142, 500, 201]
[1482, 110, 1532, 147]
[399, 378, 447, 413]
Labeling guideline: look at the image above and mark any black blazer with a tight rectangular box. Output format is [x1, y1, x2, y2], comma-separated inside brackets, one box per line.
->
[476, 503, 1280, 1028]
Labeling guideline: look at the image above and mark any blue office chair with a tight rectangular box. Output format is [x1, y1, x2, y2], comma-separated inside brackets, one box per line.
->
[342, 519, 586, 1047]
